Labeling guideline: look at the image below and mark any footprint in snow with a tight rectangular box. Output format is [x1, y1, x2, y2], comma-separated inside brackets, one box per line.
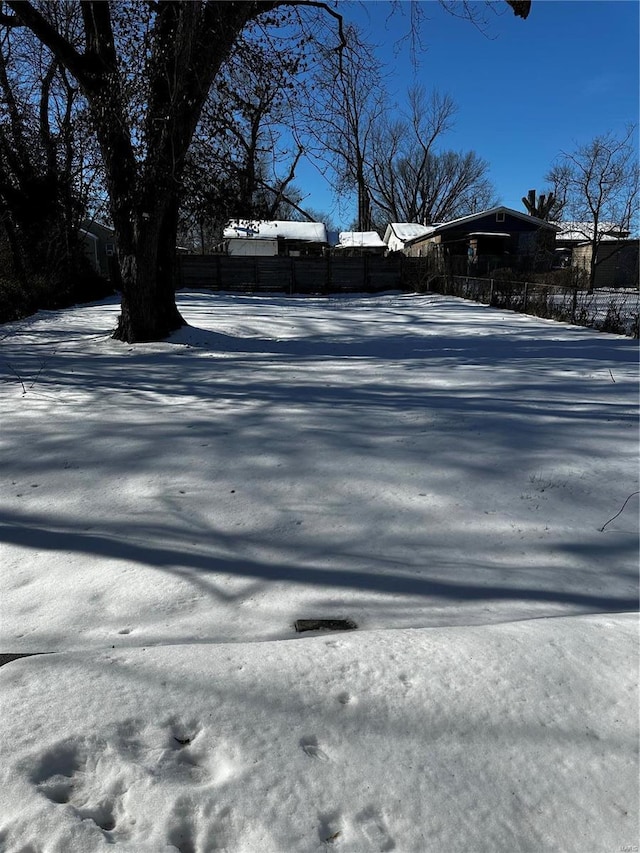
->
[30, 738, 119, 833]
[300, 735, 329, 761]
[398, 673, 412, 695]
[356, 807, 395, 851]
[167, 796, 198, 853]
[318, 809, 343, 845]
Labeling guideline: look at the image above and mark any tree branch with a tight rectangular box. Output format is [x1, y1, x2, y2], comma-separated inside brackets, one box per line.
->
[5, 1, 87, 84]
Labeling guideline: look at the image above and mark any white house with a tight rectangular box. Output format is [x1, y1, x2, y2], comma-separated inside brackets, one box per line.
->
[223, 220, 329, 256]
[383, 223, 437, 253]
[553, 222, 630, 245]
[334, 231, 387, 254]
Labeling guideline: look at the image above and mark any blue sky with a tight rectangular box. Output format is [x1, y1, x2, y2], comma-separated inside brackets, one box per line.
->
[295, 0, 640, 227]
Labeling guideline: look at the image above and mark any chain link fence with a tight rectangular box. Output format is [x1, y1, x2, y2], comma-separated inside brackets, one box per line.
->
[405, 262, 639, 337]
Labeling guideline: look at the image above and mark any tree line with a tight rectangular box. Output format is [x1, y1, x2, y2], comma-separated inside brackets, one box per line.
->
[0, 1, 635, 339]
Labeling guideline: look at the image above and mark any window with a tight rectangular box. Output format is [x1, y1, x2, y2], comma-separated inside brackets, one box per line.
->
[496, 212, 505, 223]
[105, 243, 115, 256]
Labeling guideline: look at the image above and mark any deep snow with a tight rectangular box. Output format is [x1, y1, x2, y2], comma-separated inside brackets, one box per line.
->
[0, 291, 638, 852]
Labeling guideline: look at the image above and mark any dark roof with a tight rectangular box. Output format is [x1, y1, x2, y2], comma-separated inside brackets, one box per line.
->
[405, 206, 559, 246]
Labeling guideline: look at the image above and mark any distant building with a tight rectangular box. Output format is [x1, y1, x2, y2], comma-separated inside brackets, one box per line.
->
[571, 239, 639, 288]
[402, 206, 559, 274]
[223, 220, 329, 256]
[553, 222, 637, 287]
[334, 231, 387, 255]
[80, 220, 116, 278]
[383, 223, 436, 253]
[554, 221, 631, 250]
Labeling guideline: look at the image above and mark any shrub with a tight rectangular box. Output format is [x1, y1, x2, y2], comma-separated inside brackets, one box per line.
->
[0, 261, 114, 325]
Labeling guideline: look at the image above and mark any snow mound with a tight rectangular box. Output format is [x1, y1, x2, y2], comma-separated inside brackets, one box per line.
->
[0, 615, 637, 852]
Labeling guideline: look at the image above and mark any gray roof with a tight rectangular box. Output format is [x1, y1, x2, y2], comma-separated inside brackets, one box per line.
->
[404, 207, 559, 246]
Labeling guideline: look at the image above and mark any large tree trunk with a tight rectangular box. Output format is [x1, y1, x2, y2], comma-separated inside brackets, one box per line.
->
[114, 259, 184, 343]
[111, 192, 185, 342]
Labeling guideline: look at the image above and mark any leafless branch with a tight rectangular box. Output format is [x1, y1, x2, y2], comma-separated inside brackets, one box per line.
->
[599, 491, 640, 532]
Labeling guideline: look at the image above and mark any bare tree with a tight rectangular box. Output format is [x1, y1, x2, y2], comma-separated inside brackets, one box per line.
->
[1, 2, 287, 339]
[1, 0, 530, 342]
[521, 188, 561, 221]
[0, 0, 352, 341]
[305, 23, 386, 232]
[547, 126, 640, 290]
[180, 24, 307, 252]
[366, 86, 495, 225]
[0, 6, 98, 295]
[311, 57, 495, 231]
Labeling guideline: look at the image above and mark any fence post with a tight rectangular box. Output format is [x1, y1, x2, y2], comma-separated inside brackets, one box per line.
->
[489, 279, 494, 305]
[523, 281, 529, 312]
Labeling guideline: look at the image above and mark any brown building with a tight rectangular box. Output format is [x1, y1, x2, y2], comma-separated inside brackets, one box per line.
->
[572, 239, 639, 288]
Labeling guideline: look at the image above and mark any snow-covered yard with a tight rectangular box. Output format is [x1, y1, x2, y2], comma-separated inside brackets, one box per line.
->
[0, 291, 638, 852]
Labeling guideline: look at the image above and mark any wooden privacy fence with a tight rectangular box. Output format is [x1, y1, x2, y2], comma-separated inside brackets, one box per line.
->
[175, 255, 638, 335]
[176, 254, 406, 295]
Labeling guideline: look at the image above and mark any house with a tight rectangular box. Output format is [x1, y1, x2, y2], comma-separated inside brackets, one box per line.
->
[80, 219, 116, 277]
[553, 222, 638, 287]
[571, 238, 639, 288]
[223, 220, 329, 257]
[402, 206, 559, 275]
[554, 221, 631, 250]
[80, 220, 188, 280]
[334, 231, 387, 255]
[383, 223, 437, 253]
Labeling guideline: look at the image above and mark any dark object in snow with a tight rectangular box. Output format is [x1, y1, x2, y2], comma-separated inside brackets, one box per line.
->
[0, 652, 49, 669]
[294, 619, 357, 633]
